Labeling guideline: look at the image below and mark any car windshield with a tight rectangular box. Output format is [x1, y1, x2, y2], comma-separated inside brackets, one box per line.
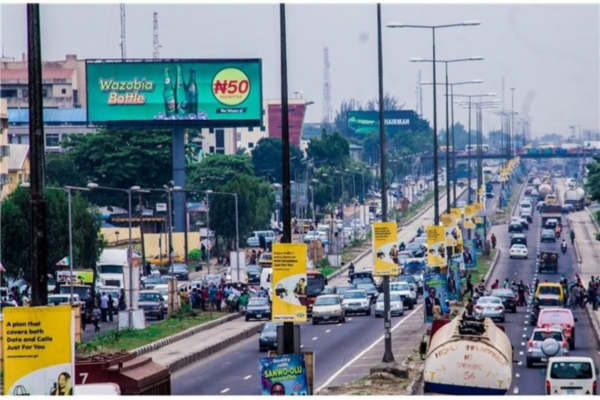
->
[491, 290, 514, 297]
[315, 297, 340, 306]
[391, 283, 410, 291]
[344, 291, 366, 299]
[539, 286, 562, 296]
[479, 297, 501, 304]
[336, 286, 354, 295]
[145, 276, 163, 284]
[356, 283, 375, 291]
[247, 267, 261, 275]
[542, 229, 555, 235]
[550, 362, 594, 380]
[249, 298, 269, 306]
[139, 293, 161, 302]
[263, 323, 280, 332]
[397, 276, 416, 284]
[533, 331, 563, 341]
[352, 278, 373, 286]
[540, 311, 572, 324]
[538, 298, 562, 307]
[172, 264, 187, 272]
[378, 294, 400, 303]
[156, 287, 168, 296]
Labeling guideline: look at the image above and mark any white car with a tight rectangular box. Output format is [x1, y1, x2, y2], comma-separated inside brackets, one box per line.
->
[546, 357, 597, 395]
[312, 295, 345, 324]
[350, 219, 363, 229]
[341, 289, 371, 316]
[375, 293, 404, 317]
[509, 244, 529, 259]
[389, 281, 415, 309]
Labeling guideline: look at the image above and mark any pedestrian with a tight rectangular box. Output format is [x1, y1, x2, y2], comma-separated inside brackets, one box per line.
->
[463, 275, 474, 298]
[568, 284, 578, 309]
[239, 290, 249, 313]
[491, 279, 500, 290]
[100, 292, 109, 322]
[465, 298, 474, 316]
[517, 281, 527, 306]
[217, 286, 223, 312]
[503, 279, 510, 289]
[92, 303, 101, 333]
[145, 262, 152, 277]
[491, 233, 497, 250]
[259, 234, 266, 251]
[107, 294, 114, 322]
[258, 287, 266, 298]
[570, 229, 576, 246]
[118, 289, 126, 311]
[201, 286, 208, 311]
[210, 284, 218, 310]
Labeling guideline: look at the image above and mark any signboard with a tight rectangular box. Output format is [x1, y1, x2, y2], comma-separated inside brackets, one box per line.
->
[372, 222, 399, 276]
[3, 306, 74, 395]
[441, 214, 458, 247]
[463, 239, 478, 270]
[464, 205, 476, 229]
[86, 59, 262, 126]
[346, 110, 417, 136]
[272, 243, 307, 322]
[426, 225, 447, 268]
[450, 208, 462, 222]
[56, 270, 94, 284]
[156, 203, 167, 212]
[424, 274, 447, 323]
[258, 353, 310, 396]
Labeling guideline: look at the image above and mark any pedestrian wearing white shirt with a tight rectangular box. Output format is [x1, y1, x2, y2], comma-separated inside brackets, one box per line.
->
[100, 293, 109, 322]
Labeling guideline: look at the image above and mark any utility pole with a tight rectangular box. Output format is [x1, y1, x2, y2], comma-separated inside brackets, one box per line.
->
[279, 3, 295, 356]
[377, 3, 394, 364]
[138, 192, 146, 273]
[27, 4, 48, 306]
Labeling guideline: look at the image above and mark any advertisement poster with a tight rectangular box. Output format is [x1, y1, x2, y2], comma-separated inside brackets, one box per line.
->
[424, 273, 448, 323]
[446, 260, 463, 301]
[86, 59, 262, 125]
[372, 222, 400, 276]
[463, 239, 478, 270]
[464, 205, 476, 229]
[450, 208, 462, 224]
[3, 306, 74, 396]
[346, 110, 417, 136]
[441, 214, 458, 247]
[259, 353, 310, 395]
[272, 243, 308, 322]
[426, 225, 447, 268]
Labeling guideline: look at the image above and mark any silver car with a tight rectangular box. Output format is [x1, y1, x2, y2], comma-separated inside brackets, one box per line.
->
[375, 293, 404, 318]
[526, 327, 569, 368]
[474, 296, 505, 322]
[342, 290, 371, 316]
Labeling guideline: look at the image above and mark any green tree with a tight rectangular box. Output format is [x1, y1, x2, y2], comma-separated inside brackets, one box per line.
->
[586, 156, 600, 201]
[187, 154, 254, 191]
[307, 130, 350, 168]
[251, 138, 304, 183]
[46, 152, 86, 188]
[62, 129, 173, 207]
[1, 187, 104, 280]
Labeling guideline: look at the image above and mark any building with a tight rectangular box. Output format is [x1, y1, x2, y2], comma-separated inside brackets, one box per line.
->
[0, 54, 87, 109]
[7, 108, 93, 151]
[6, 144, 29, 194]
[0, 99, 9, 197]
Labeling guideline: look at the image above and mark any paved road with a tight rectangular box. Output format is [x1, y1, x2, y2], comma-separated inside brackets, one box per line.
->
[171, 182, 499, 395]
[486, 175, 599, 395]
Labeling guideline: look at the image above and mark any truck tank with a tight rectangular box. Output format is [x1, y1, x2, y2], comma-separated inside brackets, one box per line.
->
[538, 183, 553, 199]
[533, 178, 542, 188]
[424, 315, 513, 395]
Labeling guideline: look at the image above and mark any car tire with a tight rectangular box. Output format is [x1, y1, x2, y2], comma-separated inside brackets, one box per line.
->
[259, 345, 266, 352]
[340, 317, 346, 323]
[500, 317, 505, 323]
[513, 306, 517, 313]
[375, 314, 381, 318]
[312, 320, 318, 325]
[245, 315, 250, 322]
[366, 308, 371, 316]
[509, 255, 513, 259]
[409, 301, 414, 310]
[526, 359, 533, 368]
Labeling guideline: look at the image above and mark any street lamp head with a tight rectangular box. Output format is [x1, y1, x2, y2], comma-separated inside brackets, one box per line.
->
[21, 182, 30, 188]
[172, 186, 182, 192]
[420, 80, 432, 85]
[469, 56, 484, 61]
[487, 92, 497, 96]
[311, 179, 320, 184]
[463, 20, 481, 26]
[471, 79, 483, 83]
[386, 22, 405, 28]
[87, 182, 99, 190]
[205, 189, 213, 194]
[130, 185, 141, 192]
[409, 57, 424, 62]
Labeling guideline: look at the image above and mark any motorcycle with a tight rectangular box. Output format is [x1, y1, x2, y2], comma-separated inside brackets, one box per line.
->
[561, 243, 567, 254]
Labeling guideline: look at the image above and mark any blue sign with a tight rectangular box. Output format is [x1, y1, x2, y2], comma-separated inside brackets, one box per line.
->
[463, 239, 478, 270]
[259, 353, 309, 396]
[424, 273, 448, 323]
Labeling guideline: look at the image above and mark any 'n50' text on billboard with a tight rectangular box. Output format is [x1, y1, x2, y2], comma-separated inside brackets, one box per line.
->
[86, 59, 262, 126]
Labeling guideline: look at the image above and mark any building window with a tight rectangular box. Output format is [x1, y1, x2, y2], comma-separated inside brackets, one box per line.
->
[61, 88, 67, 95]
[46, 133, 60, 148]
[260, 126, 266, 132]
[249, 127, 254, 132]
[209, 146, 215, 153]
[215, 129, 225, 148]
[42, 88, 49, 98]
[216, 149, 225, 155]
[21, 89, 28, 98]
[248, 142, 254, 149]
[209, 128, 214, 134]
[0, 89, 17, 98]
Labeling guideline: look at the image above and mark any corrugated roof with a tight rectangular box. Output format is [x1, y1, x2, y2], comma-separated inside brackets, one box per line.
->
[8, 108, 87, 123]
[8, 144, 29, 171]
[0, 68, 75, 81]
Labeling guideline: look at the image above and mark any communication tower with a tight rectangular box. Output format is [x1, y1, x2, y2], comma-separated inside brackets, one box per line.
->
[153, 12, 161, 59]
[120, 4, 126, 59]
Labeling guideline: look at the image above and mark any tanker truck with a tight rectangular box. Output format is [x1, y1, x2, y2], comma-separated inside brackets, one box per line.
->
[423, 315, 513, 395]
[564, 187, 585, 211]
[538, 183, 554, 201]
[533, 177, 542, 188]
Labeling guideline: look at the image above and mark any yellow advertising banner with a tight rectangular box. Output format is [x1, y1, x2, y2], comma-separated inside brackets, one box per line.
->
[464, 205, 476, 229]
[272, 243, 308, 322]
[3, 306, 74, 396]
[473, 202, 483, 212]
[450, 208, 462, 224]
[427, 225, 447, 267]
[372, 222, 400, 276]
[474, 217, 484, 224]
[442, 214, 458, 247]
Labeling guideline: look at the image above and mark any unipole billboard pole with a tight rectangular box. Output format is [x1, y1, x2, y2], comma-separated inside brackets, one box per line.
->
[377, 3, 394, 364]
[173, 127, 185, 232]
[27, 4, 48, 306]
[279, 3, 295, 356]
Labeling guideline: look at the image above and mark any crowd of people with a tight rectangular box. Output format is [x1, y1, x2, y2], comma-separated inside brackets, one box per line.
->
[179, 282, 251, 313]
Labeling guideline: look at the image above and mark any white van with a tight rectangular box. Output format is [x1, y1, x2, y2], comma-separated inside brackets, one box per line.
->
[546, 356, 597, 395]
[246, 231, 276, 247]
[260, 268, 273, 302]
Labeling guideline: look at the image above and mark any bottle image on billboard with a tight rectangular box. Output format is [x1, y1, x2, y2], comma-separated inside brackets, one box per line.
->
[163, 68, 176, 117]
[175, 65, 188, 117]
[187, 68, 198, 116]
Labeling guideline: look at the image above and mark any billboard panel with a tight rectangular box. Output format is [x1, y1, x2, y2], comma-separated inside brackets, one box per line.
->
[346, 110, 417, 136]
[86, 59, 262, 126]
[272, 243, 308, 322]
[372, 222, 400, 276]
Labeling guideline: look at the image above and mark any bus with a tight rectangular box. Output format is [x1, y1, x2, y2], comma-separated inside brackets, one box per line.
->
[465, 144, 489, 153]
[306, 270, 327, 316]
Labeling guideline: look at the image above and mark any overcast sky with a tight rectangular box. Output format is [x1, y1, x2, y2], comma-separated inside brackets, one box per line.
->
[1, 3, 599, 137]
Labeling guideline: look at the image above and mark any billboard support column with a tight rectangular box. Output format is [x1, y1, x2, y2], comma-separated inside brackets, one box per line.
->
[173, 126, 186, 232]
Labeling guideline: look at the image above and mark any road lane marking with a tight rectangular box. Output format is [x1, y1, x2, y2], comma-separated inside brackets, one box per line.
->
[315, 305, 423, 393]
[243, 375, 252, 380]
[312, 337, 318, 341]
[300, 345, 304, 348]
[337, 323, 342, 326]
[326, 329, 331, 333]
[221, 388, 230, 394]
[514, 387, 520, 394]
[348, 318, 353, 321]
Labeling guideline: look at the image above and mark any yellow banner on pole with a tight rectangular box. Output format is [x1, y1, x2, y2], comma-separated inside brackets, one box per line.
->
[464, 205, 476, 229]
[372, 222, 399, 276]
[272, 243, 308, 322]
[473, 202, 483, 212]
[426, 225, 447, 267]
[450, 208, 462, 222]
[3, 306, 74, 395]
[442, 214, 458, 247]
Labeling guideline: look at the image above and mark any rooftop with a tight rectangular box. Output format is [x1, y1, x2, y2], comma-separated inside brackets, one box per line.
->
[8, 144, 29, 171]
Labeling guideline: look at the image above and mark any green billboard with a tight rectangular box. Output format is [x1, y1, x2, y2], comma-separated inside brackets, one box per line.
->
[86, 59, 262, 126]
